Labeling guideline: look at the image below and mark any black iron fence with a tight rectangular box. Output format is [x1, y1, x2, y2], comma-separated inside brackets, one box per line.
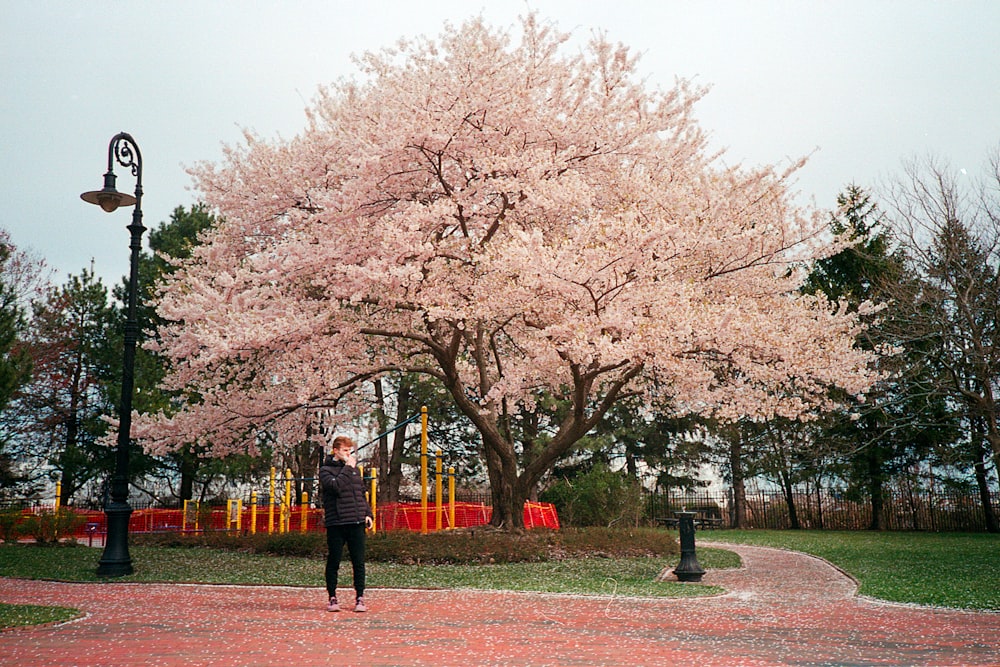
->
[645, 487, 999, 532]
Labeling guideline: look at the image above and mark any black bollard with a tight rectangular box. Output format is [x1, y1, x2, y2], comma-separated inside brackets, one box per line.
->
[672, 511, 706, 582]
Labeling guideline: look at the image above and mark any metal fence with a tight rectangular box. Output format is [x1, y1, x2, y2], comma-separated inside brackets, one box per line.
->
[645, 487, 1000, 532]
[8, 486, 997, 532]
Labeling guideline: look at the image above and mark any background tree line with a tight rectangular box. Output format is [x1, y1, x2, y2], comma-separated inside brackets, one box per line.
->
[0, 154, 998, 533]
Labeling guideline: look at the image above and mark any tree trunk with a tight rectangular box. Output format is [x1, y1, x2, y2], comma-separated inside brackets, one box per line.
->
[179, 445, 196, 502]
[866, 448, 885, 530]
[986, 410, 1000, 481]
[972, 424, 999, 533]
[728, 436, 748, 529]
[488, 470, 518, 528]
[60, 418, 78, 507]
[438, 349, 637, 530]
[780, 471, 800, 529]
[903, 473, 919, 531]
[977, 464, 999, 533]
[814, 480, 824, 529]
[373, 379, 390, 502]
[293, 439, 320, 502]
[625, 450, 638, 480]
[59, 465, 74, 507]
[384, 377, 412, 504]
[60, 353, 83, 507]
[484, 438, 521, 528]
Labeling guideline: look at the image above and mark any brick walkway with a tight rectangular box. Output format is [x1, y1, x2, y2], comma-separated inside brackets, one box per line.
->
[2, 544, 998, 666]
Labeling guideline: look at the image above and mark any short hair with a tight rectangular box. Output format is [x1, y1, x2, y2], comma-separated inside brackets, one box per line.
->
[332, 435, 354, 451]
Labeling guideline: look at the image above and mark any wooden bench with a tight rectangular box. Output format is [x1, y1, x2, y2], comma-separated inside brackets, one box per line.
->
[654, 514, 723, 529]
[653, 516, 679, 528]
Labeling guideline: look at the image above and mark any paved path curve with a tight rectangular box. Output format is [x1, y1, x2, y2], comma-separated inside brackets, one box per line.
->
[2, 544, 998, 666]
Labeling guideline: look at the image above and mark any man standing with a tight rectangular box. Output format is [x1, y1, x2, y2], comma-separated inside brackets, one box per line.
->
[319, 435, 374, 612]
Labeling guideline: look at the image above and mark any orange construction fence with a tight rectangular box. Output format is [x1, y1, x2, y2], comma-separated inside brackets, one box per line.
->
[375, 501, 559, 531]
[10, 501, 559, 539]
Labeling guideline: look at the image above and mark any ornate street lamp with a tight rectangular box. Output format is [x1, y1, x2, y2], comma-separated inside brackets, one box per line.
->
[81, 132, 144, 576]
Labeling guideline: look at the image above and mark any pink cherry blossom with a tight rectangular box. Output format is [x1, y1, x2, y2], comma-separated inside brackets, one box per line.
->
[136, 15, 877, 526]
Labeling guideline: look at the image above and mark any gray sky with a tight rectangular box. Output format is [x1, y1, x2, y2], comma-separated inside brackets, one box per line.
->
[3, 0, 999, 288]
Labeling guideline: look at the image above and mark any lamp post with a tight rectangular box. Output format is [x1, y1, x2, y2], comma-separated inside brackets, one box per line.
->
[81, 132, 144, 577]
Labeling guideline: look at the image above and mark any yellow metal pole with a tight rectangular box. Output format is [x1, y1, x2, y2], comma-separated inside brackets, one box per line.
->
[435, 450, 443, 531]
[182, 499, 189, 533]
[268, 466, 276, 534]
[283, 468, 292, 534]
[370, 473, 377, 533]
[54, 481, 62, 512]
[250, 491, 258, 535]
[227, 499, 242, 533]
[448, 466, 456, 529]
[236, 498, 242, 532]
[300, 492, 309, 533]
[420, 406, 429, 534]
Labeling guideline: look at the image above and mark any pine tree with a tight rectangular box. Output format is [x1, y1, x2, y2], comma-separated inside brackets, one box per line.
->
[0, 238, 36, 496]
[805, 185, 956, 529]
[20, 269, 118, 505]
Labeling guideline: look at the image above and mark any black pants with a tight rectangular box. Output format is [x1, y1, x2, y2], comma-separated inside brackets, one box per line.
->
[325, 522, 366, 598]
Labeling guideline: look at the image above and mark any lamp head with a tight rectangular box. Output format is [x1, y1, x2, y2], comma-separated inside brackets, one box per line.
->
[81, 170, 136, 212]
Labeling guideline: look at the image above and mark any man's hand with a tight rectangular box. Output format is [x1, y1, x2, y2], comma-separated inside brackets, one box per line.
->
[365, 516, 374, 530]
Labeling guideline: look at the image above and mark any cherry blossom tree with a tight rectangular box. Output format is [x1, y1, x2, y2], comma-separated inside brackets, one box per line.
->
[141, 16, 878, 527]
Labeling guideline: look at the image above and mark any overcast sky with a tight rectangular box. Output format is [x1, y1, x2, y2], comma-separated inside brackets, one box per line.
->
[3, 0, 999, 288]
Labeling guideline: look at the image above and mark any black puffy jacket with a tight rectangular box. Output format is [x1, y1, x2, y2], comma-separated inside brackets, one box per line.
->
[318, 456, 373, 527]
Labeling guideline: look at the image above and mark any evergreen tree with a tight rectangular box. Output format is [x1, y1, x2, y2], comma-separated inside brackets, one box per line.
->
[0, 238, 36, 496]
[18, 268, 118, 505]
[804, 185, 956, 529]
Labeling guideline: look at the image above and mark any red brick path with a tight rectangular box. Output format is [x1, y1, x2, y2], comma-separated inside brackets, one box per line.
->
[2, 544, 998, 666]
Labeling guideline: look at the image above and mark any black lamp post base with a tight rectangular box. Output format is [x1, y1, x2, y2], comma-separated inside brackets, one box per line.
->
[97, 502, 133, 577]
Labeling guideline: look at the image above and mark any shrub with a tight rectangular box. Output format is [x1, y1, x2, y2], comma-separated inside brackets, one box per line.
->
[365, 527, 676, 563]
[16, 509, 85, 544]
[255, 531, 326, 557]
[367, 528, 551, 564]
[132, 526, 678, 563]
[133, 530, 327, 557]
[555, 527, 676, 557]
[0, 509, 22, 543]
[541, 464, 644, 527]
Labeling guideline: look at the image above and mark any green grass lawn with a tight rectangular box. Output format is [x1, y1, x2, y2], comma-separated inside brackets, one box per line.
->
[0, 543, 738, 593]
[700, 530, 1000, 611]
[0, 603, 81, 629]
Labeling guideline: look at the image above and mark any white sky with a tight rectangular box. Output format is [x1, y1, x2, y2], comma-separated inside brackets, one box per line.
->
[2, 0, 999, 288]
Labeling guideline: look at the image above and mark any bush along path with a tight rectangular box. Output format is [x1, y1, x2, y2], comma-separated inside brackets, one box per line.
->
[1, 543, 998, 666]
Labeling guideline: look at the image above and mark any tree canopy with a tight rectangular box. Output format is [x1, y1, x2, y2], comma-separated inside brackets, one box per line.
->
[140, 16, 877, 526]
